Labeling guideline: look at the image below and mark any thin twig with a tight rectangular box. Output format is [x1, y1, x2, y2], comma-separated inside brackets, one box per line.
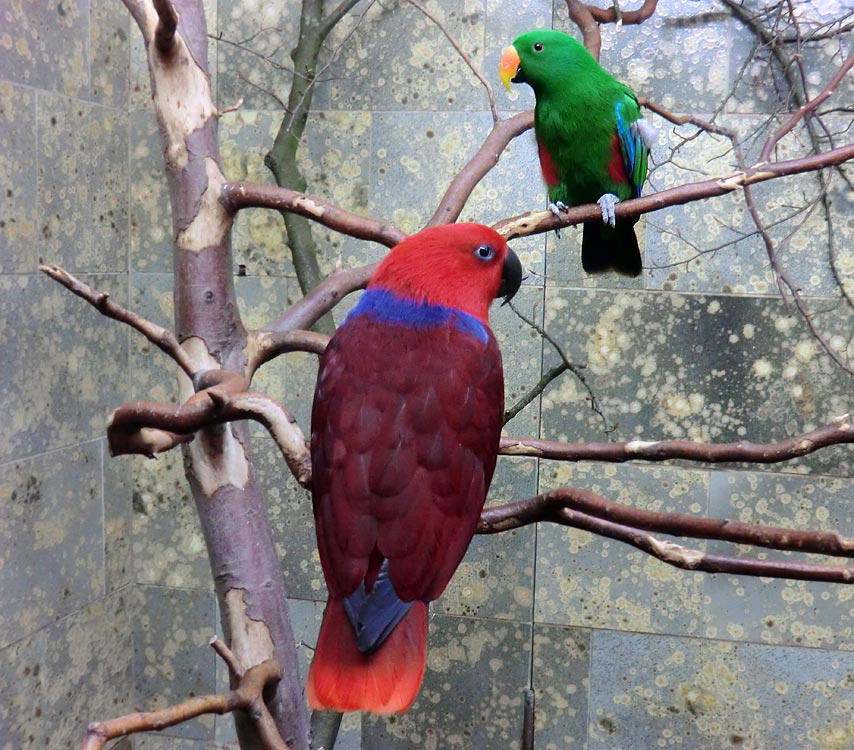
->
[498, 412, 854, 463]
[83, 660, 286, 750]
[406, 0, 499, 122]
[39, 264, 197, 379]
[479, 484, 854, 559]
[508, 300, 614, 435]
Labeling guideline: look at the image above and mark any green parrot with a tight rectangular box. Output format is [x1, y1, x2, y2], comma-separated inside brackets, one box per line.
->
[500, 29, 655, 276]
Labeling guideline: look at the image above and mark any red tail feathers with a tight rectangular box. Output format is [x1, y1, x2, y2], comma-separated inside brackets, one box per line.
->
[307, 598, 428, 714]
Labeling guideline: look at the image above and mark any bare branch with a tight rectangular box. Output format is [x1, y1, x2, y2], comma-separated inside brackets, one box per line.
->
[108, 382, 312, 487]
[566, 0, 660, 60]
[247, 329, 330, 377]
[152, 0, 179, 55]
[549, 508, 854, 583]
[319, 0, 363, 38]
[499, 413, 854, 463]
[428, 111, 535, 227]
[504, 362, 568, 424]
[264, 262, 377, 334]
[39, 264, 197, 379]
[493, 142, 854, 240]
[481, 496, 854, 584]
[406, 0, 499, 123]
[758, 53, 854, 163]
[479, 485, 854, 559]
[83, 659, 286, 750]
[211, 635, 246, 678]
[221, 181, 405, 248]
[566, 0, 602, 59]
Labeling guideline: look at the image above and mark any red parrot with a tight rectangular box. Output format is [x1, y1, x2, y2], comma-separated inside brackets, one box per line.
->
[306, 223, 522, 714]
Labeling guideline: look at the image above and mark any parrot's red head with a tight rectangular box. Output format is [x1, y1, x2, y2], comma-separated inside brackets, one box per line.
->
[369, 223, 523, 325]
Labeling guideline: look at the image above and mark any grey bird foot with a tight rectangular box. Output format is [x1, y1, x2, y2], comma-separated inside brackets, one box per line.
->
[549, 201, 569, 238]
[597, 193, 620, 227]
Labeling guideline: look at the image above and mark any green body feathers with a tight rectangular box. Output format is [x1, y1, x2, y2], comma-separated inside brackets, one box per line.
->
[506, 30, 651, 275]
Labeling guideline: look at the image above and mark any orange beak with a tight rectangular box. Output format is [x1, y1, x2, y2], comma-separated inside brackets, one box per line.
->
[499, 45, 521, 92]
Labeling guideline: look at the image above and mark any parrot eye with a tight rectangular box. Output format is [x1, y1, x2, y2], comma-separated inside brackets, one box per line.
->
[474, 244, 495, 262]
[533, 42, 543, 52]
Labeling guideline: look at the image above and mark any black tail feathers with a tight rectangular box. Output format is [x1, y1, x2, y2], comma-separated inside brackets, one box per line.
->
[581, 220, 642, 277]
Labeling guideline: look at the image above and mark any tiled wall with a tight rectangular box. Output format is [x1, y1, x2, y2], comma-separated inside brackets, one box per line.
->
[0, 0, 135, 747]
[3, 1, 853, 749]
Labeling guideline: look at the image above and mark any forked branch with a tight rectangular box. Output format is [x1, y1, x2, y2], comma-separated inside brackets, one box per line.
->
[83, 653, 286, 750]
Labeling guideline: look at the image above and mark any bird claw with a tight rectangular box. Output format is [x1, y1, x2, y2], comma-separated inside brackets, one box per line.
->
[548, 201, 568, 217]
[597, 193, 619, 227]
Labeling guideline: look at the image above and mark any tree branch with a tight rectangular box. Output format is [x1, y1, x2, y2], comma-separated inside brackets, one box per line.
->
[221, 181, 405, 248]
[152, 0, 179, 55]
[479, 485, 854, 558]
[247, 329, 330, 377]
[493, 142, 854, 239]
[83, 659, 286, 750]
[263, 261, 378, 334]
[499, 413, 853, 463]
[39, 264, 197, 379]
[427, 111, 534, 227]
[406, 0, 499, 123]
[108, 381, 312, 487]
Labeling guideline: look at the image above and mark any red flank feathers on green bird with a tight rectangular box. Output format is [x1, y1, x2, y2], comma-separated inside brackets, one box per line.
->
[500, 29, 655, 276]
[307, 223, 522, 714]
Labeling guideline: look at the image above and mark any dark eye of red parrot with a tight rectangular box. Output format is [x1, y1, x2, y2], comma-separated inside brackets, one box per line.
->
[533, 42, 543, 52]
[474, 244, 495, 261]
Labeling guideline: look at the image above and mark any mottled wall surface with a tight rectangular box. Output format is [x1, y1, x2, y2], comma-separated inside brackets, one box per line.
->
[3, 0, 854, 749]
[0, 0, 135, 747]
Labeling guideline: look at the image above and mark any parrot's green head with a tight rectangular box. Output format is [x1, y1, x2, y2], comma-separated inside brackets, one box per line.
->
[499, 29, 594, 95]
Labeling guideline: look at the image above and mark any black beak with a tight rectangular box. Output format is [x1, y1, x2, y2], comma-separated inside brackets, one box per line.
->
[497, 248, 523, 305]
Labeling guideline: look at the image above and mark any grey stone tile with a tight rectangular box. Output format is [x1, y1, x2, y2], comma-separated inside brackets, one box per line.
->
[587, 628, 854, 750]
[104, 440, 134, 593]
[363, 614, 531, 749]
[0, 83, 40, 273]
[535, 462, 710, 635]
[441, 457, 538, 621]
[134, 586, 218, 741]
[0, 0, 90, 97]
[40, 589, 135, 744]
[370, 111, 491, 234]
[132, 449, 210, 590]
[0, 589, 134, 750]
[320, 1, 488, 113]
[539, 287, 854, 477]
[88, 0, 130, 107]
[368, 109, 546, 264]
[646, 114, 851, 297]
[38, 94, 129, 273]
[533, 624, 590, 750]
[130, 112, 172, 273]
[704, 471, 854, 650]
[0, 443, 104, 649]
[253, 436, 322, 602]
[0, 628, 46, 749]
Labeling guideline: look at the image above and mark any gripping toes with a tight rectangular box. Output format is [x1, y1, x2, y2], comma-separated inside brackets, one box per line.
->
[548, 201, 568, 217]
[597, 193, 620, 227]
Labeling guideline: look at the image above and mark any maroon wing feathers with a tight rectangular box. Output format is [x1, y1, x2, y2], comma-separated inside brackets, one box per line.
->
[311, 315, 503, 603]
